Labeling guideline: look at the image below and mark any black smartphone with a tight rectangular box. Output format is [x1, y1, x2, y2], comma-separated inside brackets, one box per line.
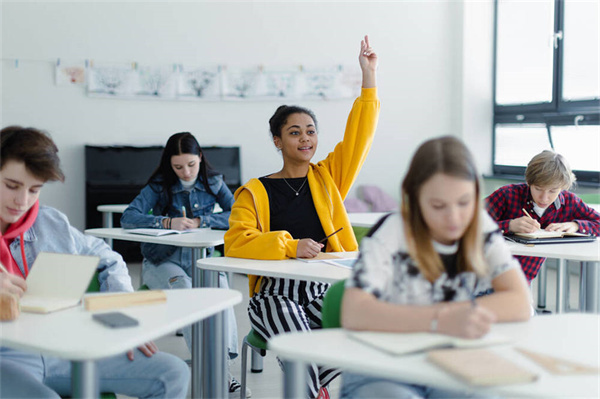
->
[92, 312, 139, 328]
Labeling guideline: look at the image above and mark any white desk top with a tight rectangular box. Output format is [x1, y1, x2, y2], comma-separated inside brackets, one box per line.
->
[197, 252, 357, 284]
[0, 288, 241, 361]
[505, 237, 600, 261]
[85, 227, 225, 248]
[270, 313, 599, 398]
[347, 212, 388, 228]
[97, 204, 129, 213]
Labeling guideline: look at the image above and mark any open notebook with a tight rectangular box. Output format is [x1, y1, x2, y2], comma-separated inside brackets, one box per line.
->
[20, 252, 100, 313]
[506, 230, 595, 245]
[124, 228, 204, 236]
[347, 330, 511, 356]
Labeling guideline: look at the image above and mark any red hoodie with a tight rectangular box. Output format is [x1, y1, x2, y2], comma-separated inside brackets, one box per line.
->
[0, 201, 39, 277]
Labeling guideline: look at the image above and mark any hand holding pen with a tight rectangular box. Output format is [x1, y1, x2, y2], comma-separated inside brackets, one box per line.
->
[170, 206, 198, 230]
[297, 228, 344, 259]
[508, 207, 541, 233]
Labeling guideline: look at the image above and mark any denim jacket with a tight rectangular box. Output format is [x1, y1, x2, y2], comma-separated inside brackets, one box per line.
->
[120, 174, 234, 265]
[9, 206, 133, 293]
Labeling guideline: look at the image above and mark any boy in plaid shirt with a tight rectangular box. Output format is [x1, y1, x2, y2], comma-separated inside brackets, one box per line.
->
[485, 150, 600, 282]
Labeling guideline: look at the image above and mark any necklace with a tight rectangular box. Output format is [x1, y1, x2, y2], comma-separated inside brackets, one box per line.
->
[282, 176, 308, 196]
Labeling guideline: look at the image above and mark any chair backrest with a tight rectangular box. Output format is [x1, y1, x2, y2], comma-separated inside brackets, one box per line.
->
[322, 279, 346, 329]
[86, 270, 101, 293]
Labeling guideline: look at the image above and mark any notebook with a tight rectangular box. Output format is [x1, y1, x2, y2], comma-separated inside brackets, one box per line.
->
[505, 230, 595, 245]
[20, 252, 100, 313]
[124, 228, 204, 236]
[347, 330, 511, 356]
[427, 348, 539, 386]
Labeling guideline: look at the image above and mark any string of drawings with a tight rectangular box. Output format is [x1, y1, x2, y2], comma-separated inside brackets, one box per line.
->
[54, 60, 361, 101]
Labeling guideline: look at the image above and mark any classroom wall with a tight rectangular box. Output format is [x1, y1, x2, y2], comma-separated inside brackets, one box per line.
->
[1, 0, 494, 230]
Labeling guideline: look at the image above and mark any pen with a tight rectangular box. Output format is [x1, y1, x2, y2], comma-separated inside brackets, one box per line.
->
[182, 206, 187, 218]
[0, 262, 8, 274]
[522, 208, 533, 220]
[318, 227, 343, 244]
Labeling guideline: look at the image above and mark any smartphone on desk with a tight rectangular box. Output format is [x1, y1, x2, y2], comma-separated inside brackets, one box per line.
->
[93, 312, 139, 328]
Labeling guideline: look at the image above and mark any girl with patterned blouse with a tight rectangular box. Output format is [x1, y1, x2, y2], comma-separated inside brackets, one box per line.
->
[340, 136, 531, 399]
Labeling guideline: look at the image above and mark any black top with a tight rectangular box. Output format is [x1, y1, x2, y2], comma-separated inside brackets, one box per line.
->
[259, 176, 326, 249]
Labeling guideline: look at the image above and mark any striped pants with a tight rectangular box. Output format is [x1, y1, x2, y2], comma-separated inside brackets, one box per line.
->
[248, 277, 341, 398]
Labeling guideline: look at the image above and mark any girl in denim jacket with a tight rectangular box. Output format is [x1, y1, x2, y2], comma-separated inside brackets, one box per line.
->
[120, 132, 244, 395]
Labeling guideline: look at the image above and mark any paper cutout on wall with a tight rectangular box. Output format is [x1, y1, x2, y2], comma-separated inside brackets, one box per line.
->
[55, 61, 86, 86]
[135, 65, 178, 99]
[178, 66, 221, 100]
[88, 64, 136, 96]
[221, 67, 262, 100]
[254, 67, 301, 100]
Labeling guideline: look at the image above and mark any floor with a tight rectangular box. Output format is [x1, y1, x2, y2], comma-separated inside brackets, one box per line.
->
[118, 262, 584, 399]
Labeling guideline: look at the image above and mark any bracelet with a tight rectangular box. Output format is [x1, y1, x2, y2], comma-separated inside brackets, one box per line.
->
[168, 218, 172, 229]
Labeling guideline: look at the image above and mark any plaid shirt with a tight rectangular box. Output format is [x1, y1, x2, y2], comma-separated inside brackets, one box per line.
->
[485, 183, 600, 281]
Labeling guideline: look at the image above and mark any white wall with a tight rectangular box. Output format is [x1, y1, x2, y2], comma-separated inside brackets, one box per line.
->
[1, 0, 494, 230]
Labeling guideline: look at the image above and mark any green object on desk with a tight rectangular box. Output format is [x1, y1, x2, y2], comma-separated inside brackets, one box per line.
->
[322, 279, 347, 329]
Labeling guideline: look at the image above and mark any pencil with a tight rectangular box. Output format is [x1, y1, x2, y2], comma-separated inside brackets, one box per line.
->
[182, 206, 187, 218]
[0, 261, 8, 274]
[318, 227, 343, 244]
[522, 208, 533, 220]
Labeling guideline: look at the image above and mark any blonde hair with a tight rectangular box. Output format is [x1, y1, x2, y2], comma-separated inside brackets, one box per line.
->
[525, 150, 576, 190]
[401, 136, 486, 282]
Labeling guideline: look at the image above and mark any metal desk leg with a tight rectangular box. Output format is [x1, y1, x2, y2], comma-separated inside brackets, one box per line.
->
[582, 261, 600, 313]
[191, 247, 207, 399]
[201, 268, 227, 399]
[556, 259, 567, 313]
[102, 212, 113, 248]
[71, 360, 98, 398]
[282, 360, 308, 399]
[537, 261, 547, 309]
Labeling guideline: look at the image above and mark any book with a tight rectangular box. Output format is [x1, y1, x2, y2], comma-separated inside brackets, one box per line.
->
[84, 290, 167, 311]
[514, 230, 589, 239]
[124, 228, 204, 236]
[427, 348, 539, 386]
[297, 253, 344, 263]
[20, 252, 100, 314]
[347, 330, 511, 356]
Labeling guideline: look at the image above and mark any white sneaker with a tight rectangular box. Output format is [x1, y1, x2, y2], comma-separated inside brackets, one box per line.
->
[229, 374, 251, 398]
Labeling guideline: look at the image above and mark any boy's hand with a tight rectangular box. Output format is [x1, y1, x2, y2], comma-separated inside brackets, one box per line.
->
[0, 273, 27, 298]
[509, 216, 541, 233]
[546, 222, 579, 233]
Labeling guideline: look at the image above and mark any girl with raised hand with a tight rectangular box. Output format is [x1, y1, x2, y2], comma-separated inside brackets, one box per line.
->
[225, 35, 380, 399]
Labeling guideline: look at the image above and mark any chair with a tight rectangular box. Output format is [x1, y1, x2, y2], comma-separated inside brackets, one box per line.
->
[322, 279, 346, 329]
[240, 329, 268, 399]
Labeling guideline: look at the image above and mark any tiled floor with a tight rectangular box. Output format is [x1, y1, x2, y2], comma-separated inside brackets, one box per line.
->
[119, 262, 585, 399]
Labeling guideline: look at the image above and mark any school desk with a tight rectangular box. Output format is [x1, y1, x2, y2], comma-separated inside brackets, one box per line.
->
[347, 212, 388, 228]
[84, 227, 225, 399]
[506, 239, 600, 313]
[0, 288, 241, 399]
[269, 313, 599, 399]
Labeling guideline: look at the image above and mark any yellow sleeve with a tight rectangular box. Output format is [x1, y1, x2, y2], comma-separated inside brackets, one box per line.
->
[224, 187, 298, 260]
[317, 87, 380, 198]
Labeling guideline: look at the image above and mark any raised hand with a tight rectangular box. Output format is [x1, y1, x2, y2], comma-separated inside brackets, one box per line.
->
[359, 35, 377, 88]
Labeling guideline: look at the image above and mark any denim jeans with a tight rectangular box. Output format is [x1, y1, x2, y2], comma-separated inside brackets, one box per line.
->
[340, 372, 499, 399]
[142, 249, 239, 359]
[0, 347, 189, 398]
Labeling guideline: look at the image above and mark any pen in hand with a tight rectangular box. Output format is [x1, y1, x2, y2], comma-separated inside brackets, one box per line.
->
[318, 227, 344, 244]
[182, 206, 187, 218]
[521, 208, 533, 220]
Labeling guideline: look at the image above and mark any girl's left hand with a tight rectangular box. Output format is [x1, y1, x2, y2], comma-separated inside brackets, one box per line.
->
[127, 341, 159, 361]
[359, 35, 378, 73]
[545, 221, 579, 233]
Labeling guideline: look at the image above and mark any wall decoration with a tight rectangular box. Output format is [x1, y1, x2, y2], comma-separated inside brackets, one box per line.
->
[254, 67, 301, 100]
[178, 65, 221, 100]
[55, 59, 86, 86]
[135, 65, 178, 99]
[88, 63, 136, 96]
[221, 66, 262, 100]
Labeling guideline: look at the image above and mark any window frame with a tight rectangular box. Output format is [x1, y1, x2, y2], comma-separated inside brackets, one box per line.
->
[492, 0, 600, 186]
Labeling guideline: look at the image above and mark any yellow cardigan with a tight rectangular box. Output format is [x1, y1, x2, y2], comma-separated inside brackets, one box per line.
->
[224, 87, 380, 296]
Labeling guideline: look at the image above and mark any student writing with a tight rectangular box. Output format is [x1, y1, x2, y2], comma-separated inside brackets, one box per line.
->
[0, 126, 189, 398]
[340, 136, 531, 399]
[225, 35, 380, 399]
[119, 131, 245, 395]
[485, 150, 600, 282]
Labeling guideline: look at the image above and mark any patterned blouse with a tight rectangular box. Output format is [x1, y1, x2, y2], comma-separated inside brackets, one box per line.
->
[347, 211, 520, 305]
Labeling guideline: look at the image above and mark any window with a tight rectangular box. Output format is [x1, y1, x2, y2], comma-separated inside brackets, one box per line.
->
[493, 0, 600, 185]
